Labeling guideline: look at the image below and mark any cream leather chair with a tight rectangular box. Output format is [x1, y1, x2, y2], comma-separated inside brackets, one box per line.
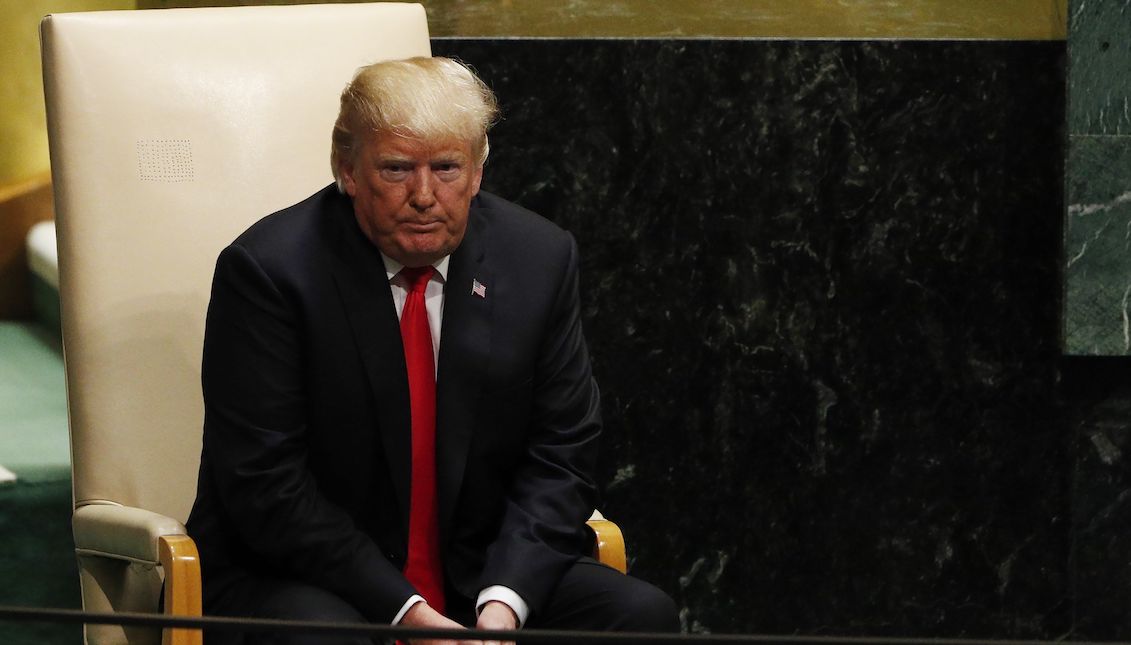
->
[42, 5, 429, 644]
[41, 4, 624, 645]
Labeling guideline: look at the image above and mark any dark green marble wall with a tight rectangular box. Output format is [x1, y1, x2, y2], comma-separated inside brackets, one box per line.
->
[1066, 2, 1131, 354]
[1064, 5, 1131, 638]
[433, 38, 1074, 639]
[432, 36, 1131, 641]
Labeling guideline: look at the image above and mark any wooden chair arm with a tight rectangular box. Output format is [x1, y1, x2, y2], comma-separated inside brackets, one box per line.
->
[586, 517, 627, 573]
[158, 534, 203, 645]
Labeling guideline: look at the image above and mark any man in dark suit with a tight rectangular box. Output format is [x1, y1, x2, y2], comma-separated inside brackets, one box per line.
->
[186, 57, 676, 644]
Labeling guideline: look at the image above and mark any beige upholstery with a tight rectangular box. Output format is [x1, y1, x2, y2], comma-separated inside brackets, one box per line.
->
[42, 4, 431, 643]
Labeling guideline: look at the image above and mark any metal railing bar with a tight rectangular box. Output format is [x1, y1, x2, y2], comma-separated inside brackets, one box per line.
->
[0, 605, 1116, 645]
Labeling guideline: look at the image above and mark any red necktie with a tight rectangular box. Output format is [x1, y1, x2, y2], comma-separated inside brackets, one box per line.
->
[399, 266, 445, 614]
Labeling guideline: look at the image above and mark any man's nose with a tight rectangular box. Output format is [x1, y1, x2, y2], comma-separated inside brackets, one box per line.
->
[408, 169, 437, 210]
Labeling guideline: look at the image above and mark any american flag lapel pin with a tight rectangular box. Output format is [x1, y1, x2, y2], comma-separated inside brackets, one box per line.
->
[471, 278, 487, 299]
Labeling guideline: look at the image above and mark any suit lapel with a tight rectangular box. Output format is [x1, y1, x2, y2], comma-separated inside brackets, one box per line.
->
[325, 195, 413, 534]
[436, 204, 491, 540]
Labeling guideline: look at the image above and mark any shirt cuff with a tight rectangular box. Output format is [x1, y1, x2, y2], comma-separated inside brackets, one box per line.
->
[476, 586, 530, 627]
[392, 594, 425, 625]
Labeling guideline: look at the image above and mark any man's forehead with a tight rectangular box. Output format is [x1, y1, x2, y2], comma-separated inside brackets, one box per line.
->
[370, 131, 472, 160]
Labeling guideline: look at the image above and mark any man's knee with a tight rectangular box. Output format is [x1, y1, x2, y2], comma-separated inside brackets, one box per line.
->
[537, 559, 679, 633]
[209, 577, 373, 645]
[612, 579, 679, 633]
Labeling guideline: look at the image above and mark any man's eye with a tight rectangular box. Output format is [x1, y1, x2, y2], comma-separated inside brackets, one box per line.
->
[380, 166, 409, 179]
[434, 163, 461, 176]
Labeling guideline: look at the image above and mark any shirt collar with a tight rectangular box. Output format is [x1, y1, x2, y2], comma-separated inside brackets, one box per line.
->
[381, 253, 449, 284]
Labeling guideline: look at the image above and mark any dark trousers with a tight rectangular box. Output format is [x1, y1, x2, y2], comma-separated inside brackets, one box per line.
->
[203, 558, 679, 644]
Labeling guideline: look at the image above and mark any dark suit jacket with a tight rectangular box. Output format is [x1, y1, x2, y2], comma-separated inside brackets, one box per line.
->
[186, 184, 601, 623]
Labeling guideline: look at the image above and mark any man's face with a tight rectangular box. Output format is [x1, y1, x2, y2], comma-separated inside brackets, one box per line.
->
[340, 130, 483, 267]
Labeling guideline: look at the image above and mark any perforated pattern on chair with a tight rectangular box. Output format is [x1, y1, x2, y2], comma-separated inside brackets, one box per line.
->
[136, 139, 194, 183]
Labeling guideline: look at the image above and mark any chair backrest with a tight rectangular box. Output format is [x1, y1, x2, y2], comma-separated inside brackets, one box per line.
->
[42, 2, 431, 525]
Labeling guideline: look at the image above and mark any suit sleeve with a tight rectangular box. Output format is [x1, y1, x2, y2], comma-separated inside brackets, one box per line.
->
[479, 233, 602, 615]
[199, 242, 415, 622]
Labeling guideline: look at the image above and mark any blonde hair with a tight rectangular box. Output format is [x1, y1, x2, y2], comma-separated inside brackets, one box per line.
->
[331, 56, 499, 192]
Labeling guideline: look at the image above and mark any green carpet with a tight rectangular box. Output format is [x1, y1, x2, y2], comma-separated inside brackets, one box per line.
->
[0, 322, 70, 480]
[0, 478, 82, 644]
[0, 321, 82, 643]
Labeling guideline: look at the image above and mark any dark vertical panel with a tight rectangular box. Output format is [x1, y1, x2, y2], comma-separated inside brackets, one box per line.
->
[432, 39, 1070, 637]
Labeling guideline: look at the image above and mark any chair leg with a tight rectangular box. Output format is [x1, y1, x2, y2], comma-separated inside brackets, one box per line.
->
[158, 535, 203, 645]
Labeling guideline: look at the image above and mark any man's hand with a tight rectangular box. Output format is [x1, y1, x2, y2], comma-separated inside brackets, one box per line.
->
[476, 600, 518, 645]
[401, 601, 475, 645]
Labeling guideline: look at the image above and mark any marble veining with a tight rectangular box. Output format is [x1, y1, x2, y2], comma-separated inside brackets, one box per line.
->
[1065, 136, 1131, 355]
[1069, 0, 1131, 135]
[1065, 0, 1131, 358]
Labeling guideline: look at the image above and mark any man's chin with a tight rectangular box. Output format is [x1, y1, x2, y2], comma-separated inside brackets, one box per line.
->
[391, 241, 456, 268]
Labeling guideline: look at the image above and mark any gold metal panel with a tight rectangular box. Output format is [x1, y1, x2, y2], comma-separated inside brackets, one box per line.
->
[425, 0, 1067, 39]
[142, 0, 1067, 40]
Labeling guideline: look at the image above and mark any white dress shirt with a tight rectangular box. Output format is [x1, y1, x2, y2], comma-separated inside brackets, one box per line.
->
[381, 253, 530, 628]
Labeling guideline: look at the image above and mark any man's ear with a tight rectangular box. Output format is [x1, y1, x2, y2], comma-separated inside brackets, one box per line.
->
[339, 158, 358, 196]
[470, 164, 484, 197]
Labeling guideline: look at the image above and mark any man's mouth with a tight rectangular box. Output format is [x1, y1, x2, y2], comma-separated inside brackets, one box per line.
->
[403, 220, 442, 232]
